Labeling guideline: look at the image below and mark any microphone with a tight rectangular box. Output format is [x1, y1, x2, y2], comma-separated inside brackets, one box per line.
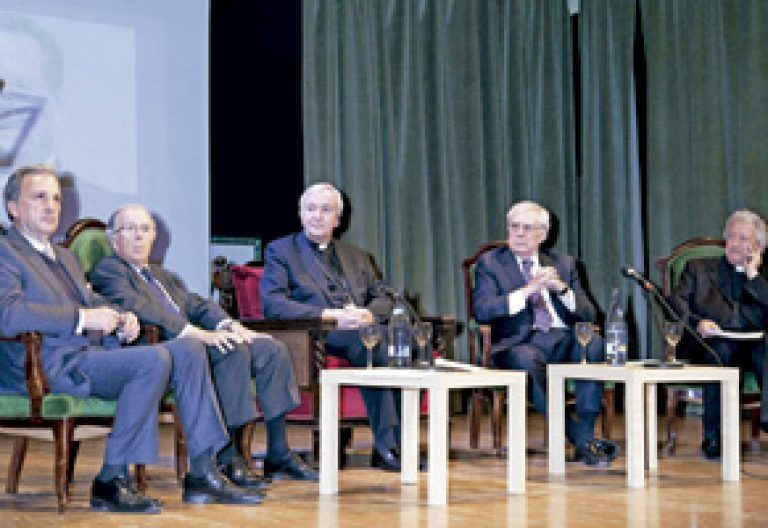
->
[620, 264, 723, 367]
[0, 78, 4, 93]
[621, 266, 658, 292]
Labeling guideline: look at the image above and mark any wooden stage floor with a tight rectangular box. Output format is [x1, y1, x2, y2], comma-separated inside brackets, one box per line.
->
[2, 413, 768, 527]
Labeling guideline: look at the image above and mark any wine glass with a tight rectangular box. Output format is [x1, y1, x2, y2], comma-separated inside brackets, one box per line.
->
[359, 324, 382, 369]
[664, 321, 684, 363]
[575, 322, 594, 364]
[413, 321, 433, 368]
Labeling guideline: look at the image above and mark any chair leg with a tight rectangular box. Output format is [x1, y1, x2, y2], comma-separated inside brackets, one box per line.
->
[6, 437, 28, 494]
[239, 422, 255, 469]
[491, 391, 503, 456]
[601, 388, 615, 439]
[53, 420, 74, 514]
[173, 408, 188, 480]
[67, 440, 80, 486]
[135, 465, 148, 492]
[665, 387, 679, 455]
[469, 389, 482, 449]
[750, 407, 761, 453]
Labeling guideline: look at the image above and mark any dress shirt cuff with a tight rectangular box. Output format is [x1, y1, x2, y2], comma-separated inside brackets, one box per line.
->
[178, 323, 194, 338]
[215, 318, 234, 331]
[75, 309, 85, 335]
[559, 289, 576, 311]
[507, 291, 527, 315]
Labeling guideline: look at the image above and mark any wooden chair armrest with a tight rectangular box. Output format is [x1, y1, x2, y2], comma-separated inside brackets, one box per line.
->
[239, 318, 335, 333]
[0, 333, 46, 416]
[141, 324, 162, 344]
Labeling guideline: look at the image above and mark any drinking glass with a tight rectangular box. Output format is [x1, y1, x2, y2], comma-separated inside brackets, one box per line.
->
[359, 324, 382, 369]
[413, 321, 433, 368]
[664, 321, 684, 363]
[575, 322, 594, 364]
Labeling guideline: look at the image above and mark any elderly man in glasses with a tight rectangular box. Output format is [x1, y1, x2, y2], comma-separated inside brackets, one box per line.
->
[472, 200, 618, 466]
[90, 204, 317, 483]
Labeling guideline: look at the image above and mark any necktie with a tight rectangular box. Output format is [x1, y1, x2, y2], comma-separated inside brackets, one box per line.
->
[521, 259, 553, 332]
[141, 268, 181, 315]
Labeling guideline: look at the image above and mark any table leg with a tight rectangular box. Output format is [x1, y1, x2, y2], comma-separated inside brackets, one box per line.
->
[626, 379, 645, 488]
[547, 371, 566, 475]
[319, 380, 339, 495]
[401, 388, 420, 485]
[721, 376, 740, 482]
[428, 386, 449, 506]
[507, 381, 526, 494]
[646, 383, 657, 471]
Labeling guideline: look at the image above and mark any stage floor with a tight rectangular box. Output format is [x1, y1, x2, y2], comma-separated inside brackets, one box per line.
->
[1, 412, 767, 527]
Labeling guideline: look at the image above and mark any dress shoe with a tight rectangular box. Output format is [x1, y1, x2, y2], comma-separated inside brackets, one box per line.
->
[221, 457, 270, 490]
[182, 468, 265, 505]
[90, 477, 162, 514]
[701, 438, 721, 460]
[371, 448, 401, 472]
[263, 453, 319, 481]
[574, 438, 620, 466]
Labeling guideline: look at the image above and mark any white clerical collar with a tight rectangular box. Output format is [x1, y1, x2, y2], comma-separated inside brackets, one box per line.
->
[735, 265, 745, 273]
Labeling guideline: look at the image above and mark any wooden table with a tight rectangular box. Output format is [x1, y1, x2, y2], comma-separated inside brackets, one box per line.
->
[547, 363, 740, 488]
[319, 368, 527, 505]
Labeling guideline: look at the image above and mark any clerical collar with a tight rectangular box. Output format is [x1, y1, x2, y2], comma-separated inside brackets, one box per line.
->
[735, 265, 745, 273]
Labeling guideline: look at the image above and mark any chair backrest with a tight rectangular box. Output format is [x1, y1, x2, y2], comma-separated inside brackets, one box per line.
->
[460, 240, 507, 364]
[61, 218, 112, 278]
[654, 237, 726, 295]
[230, 265, 265, 319]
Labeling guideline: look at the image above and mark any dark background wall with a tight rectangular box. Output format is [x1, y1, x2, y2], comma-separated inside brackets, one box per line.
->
[210, 0, 303, 245]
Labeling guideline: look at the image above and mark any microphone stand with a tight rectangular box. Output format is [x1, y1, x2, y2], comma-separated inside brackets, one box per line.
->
[623, 270, 723, 368]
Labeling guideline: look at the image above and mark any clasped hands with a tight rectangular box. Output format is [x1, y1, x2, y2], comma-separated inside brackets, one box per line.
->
[81, 307, 140, 343]
[187, 320, 264, 353]
[322, 305, 374, 330]
[523, 266, 567, 298]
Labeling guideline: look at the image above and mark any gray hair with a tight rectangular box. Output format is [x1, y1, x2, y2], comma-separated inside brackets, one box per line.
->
[299, 182, 344, 216]
[724, 209, 767, 250]
[506, 200, 550, 231]
[3, 164, 57, 220]
[106, 203, 155, 234]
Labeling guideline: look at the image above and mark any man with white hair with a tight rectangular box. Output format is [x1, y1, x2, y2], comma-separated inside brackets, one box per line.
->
[473, 200, 618, 466]
[670, 209, 768, 459]
[261, 182, 407, 472]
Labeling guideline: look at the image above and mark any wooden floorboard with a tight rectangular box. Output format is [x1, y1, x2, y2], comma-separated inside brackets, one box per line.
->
[2, 413, 768, 527]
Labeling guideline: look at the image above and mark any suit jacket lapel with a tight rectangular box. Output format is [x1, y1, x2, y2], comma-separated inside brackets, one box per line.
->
[500, 249, 526, 290]
[715, 257, 736, 308]
[52, 245, 91, 305]
[335, 242, 364, 306]
[6, 227, 76, 303]
[295, 234, 335, 304]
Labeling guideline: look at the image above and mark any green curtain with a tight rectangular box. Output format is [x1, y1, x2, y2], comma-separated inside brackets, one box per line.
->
[579, 1, 648, 354]
[642, 0, 768, 264]
[303, 0, 576, 346]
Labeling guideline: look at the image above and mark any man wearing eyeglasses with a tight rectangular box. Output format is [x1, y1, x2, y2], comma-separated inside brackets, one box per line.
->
[472, 200, 618, 466]
[261, 183, 409, 472]
[90, 205, 318, 483]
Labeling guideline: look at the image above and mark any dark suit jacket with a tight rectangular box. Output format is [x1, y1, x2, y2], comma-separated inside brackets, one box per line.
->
[261, 233, 392, 320]
[90, 255, 229, 341]
[0, 227, 119, 397]
[472, 247, 597, 354]
[669, 256, 768, 333]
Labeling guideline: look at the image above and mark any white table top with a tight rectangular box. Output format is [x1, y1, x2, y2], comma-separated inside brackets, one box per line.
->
[547, 362, 739, 383]
[320, 367, 526, 389]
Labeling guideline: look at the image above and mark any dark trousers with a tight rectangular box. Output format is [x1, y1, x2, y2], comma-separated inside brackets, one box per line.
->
[79, 344, 171, 465]
[493, 327, 605, 447]
[695, 337, 766, 440]
[325, 329, 400, 451]
[164, 338, 230, 460]
[247, 337, 301, 421]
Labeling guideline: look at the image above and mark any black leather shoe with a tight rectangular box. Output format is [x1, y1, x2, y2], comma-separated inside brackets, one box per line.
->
[221, 457, 270, 490]
[264, 453, 319, 481]
[701, 438, 721, 460]
[371, 448, 401, 472]
[574, 438, 619, 466]
[182, 468, 265, 505]
[90, 477, 162, 514]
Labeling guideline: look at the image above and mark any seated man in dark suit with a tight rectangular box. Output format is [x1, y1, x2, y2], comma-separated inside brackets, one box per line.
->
[0, 165, 262, 513]
[473, 200, 618, 465]
[669, 209, 768, 459]
[261, 182, 407, 471]
[90, 204, 317, 482]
